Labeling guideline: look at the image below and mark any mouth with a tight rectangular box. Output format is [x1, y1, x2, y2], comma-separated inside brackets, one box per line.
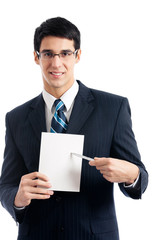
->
[50, 72, 64, 78]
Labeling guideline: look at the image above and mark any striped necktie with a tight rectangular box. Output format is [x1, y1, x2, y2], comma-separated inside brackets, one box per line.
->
[50, 99, 68, 133]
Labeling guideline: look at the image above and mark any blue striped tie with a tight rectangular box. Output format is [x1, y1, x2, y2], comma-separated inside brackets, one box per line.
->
[50, 99, 68, 133]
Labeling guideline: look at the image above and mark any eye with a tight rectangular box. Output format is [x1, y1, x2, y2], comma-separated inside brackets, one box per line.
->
[61, 52, 70, 57]
[43, 52, 53, 58]
[61, 51, 73, 58]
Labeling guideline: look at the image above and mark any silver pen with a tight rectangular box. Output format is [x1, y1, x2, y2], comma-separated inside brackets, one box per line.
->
[71, 153, 94, 161]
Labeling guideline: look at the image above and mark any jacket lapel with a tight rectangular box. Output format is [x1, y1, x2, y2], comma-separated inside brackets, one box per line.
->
[28, 94, 47, 141]
[28, 81, 95, 138]
[67, 81, 95, 134]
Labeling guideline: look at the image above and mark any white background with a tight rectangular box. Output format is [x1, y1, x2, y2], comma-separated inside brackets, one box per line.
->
[0, 0, 166, 239]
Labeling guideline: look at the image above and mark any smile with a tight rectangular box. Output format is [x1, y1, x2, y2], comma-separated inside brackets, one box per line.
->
[50, 72, 64, 76]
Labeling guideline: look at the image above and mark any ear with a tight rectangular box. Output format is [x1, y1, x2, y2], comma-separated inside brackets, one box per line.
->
[34, 51, 40, 65]
[75, 49, 81, 64]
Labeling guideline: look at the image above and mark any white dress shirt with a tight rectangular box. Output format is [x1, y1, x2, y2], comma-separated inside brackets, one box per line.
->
[42, 80, 79, 132]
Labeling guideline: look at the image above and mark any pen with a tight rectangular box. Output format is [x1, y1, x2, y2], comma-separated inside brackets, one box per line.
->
[71, 153, 94, 161]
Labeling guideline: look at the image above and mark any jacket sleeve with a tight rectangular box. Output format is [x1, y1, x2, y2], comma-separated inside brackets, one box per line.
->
[110, 98, 148, 199]
[0, 113, 28, 223]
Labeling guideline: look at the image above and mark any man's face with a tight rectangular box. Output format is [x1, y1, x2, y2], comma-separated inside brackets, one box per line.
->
[34, 36, 81, 97]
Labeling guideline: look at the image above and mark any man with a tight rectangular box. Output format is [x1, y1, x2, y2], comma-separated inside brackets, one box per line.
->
[0, 17, 148, 240]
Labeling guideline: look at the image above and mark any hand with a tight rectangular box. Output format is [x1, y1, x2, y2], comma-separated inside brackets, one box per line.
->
[14, 172, 54, 208]
[89, 157, 139, 185]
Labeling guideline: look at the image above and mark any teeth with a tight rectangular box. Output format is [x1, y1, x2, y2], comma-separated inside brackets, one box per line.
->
[52, 72, 63, 76]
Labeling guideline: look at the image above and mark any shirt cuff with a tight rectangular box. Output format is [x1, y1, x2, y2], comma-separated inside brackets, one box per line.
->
[124, 172, 140, 188]
[14, 205, 26, 211]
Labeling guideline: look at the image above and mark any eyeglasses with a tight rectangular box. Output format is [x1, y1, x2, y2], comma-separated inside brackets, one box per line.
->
[36, 49, 78, 61]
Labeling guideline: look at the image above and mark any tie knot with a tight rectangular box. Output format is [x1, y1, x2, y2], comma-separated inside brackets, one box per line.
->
[54, 99, 65, 112]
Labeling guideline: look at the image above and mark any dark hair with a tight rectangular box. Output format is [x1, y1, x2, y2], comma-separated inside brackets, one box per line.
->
[34, 17, 81, 52]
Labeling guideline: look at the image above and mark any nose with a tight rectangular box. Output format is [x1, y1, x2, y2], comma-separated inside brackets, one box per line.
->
[51, 55, 62, 68]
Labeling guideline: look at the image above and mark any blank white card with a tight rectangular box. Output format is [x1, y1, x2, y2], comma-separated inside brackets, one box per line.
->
[39, 132, 84, 192]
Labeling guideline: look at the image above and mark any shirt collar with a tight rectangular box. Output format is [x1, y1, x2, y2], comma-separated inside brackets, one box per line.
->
[42, 81, 79, 113]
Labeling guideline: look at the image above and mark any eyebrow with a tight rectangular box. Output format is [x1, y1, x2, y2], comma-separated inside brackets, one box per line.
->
[41, 49, 73, 53]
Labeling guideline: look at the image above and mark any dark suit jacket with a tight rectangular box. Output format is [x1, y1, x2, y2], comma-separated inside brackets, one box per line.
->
[0, 81, 148, 240]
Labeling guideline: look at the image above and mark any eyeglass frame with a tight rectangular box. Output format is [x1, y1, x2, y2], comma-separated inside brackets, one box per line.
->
[36, 49, 79, 60]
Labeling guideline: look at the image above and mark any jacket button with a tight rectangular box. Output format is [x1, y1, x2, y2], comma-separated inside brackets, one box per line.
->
[55, 196, 62, 202]
[61, 226, 64, 232]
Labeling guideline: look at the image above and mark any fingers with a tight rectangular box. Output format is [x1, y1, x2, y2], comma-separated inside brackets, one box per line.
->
[29, 193, 53, 200]
[20, 172, 53, 192]
[27, 187, 54, 199]
[89, 157, 112, 169]
[14, 172, 54, 208]
[22, 171, 50, 182]
[22, 178, 51, 189]
[20, 172, 54, 194]
[89, 157, 139, 184]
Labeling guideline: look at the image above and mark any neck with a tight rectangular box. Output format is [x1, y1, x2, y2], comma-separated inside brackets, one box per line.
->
[44, 81, 75, 99]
